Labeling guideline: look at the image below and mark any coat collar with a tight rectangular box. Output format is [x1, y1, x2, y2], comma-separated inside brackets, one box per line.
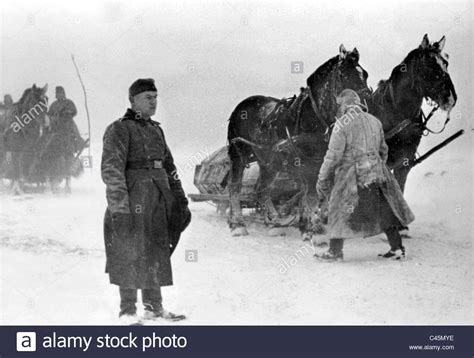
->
[122, 108, 161, 125]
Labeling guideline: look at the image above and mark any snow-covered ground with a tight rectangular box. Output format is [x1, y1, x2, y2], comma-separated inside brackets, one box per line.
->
[0, 133, 472, 325]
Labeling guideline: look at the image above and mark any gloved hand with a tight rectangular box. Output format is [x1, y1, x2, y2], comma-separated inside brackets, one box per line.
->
[169, 205, 191, 256]
[181, 206, 192, 232]
[111, 212, 132, 236]
[316, 179, 330, 202]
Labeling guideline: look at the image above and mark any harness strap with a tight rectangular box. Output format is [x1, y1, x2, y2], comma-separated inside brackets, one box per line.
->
[293, 93, 306, 134]
[306, 87, 330, 140]
[388, 82, 396, 107]
[422, 105, 450, 135]
[422, 105, 439, 125]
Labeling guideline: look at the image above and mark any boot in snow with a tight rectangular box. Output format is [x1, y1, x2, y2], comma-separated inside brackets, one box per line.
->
[378, 246, 406, 260]
[143, 308, 186, 322]
[314, 249, 343, 261]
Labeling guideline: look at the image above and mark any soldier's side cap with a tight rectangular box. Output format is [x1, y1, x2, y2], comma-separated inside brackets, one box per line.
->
[129, 78, 157, 97]
[56, 86, 65, 93]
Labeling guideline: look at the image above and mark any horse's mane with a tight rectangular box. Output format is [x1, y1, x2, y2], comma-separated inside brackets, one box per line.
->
[306, 55, 340, 88]
[18, 88, 32, 105]
[376, 44, 443, 92]
[374, 48, 422, 105]
[16, 86, 45, 115]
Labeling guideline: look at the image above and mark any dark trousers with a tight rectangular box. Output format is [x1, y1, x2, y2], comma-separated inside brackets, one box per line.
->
[329, 238, 344, 253]
[119, 287, 163, 316]
[330, 228, 402, 254]
[384, 227, 402, 251]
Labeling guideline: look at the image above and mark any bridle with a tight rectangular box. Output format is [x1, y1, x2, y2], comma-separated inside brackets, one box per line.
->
[305, 60, 371, 142]
[376, 52, 452, 138]
[412, 52, 452, 135]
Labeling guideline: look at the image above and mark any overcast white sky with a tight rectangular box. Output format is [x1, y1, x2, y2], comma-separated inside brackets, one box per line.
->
[1, 0, 472, 155]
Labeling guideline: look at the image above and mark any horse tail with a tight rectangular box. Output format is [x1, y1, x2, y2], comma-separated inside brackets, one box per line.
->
[227, 102, 252, 167]
[227, 107, 239, 161]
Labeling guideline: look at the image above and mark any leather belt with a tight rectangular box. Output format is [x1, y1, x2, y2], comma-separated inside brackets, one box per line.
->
[126, 159, 163, 170]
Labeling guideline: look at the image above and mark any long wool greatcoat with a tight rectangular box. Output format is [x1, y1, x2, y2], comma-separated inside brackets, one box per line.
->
[318, 106, 414, 239]
[101, 109, 189, 289]
[47, 98, 84, 155]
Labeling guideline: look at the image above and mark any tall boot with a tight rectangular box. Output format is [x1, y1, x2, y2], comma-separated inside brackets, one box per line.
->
[314, 238, 344, 261]
[142, 288, 186, 322]
[379, 227, 405, 259]
[119, 288, 139, 324]
[142, 288, 163, 314]
[119, 288, 137, 316]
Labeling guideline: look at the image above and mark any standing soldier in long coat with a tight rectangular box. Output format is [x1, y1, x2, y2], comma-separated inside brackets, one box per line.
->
[315, 89, 414, 261]
[47, 86, 84, 151]
[101, 78, 191, 324]
[46, 86, 85, 191]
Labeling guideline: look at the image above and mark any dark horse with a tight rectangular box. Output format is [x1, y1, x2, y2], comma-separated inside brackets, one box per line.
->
[227, 45, 371, 236]
[2, 84, 48, 195]
[368, 34, 457, 192]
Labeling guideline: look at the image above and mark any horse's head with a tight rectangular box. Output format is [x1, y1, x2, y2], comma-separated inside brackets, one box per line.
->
[409, 34, 457, 112]
[336, 45, 370, 101]
[306, 45, 370, 123]
[18, 83, 49, 115]
[14, 83, 49, 135]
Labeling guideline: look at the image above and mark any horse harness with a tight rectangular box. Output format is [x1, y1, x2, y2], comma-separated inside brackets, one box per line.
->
[381, 60, 450, 139]
[265, 87, 331, 143]
[377, 76, 450, 144]
[305, 87, 331, 140]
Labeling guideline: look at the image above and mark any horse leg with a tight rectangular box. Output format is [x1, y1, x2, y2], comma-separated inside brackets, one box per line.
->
[52, 178, 60, 193]
[228, 159, 248, 236]
[36, 180, 44, 193]
[391, 136, 421, 193]
[11, 180, 23, 195]
[300, 188, 327, 244]
[46, 175, 60, 194]
[258, 166, 286, 237]
[392, 164, 412, 238]
[392, 144, 417, 238]
[216, 202, 229, 216]
[10, 152, 24, 196]
[45, 177, 53, 193]
[226, 96, 280, 236]
[393, 165, 411, 193]
[65, 176, 71, 194]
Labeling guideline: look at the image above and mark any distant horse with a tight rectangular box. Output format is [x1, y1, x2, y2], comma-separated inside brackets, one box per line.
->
[40, 114, 87, 194]
[227, 45, 371, 236]
[369, 34, 457, 192]
[2, 84, 48, 195]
